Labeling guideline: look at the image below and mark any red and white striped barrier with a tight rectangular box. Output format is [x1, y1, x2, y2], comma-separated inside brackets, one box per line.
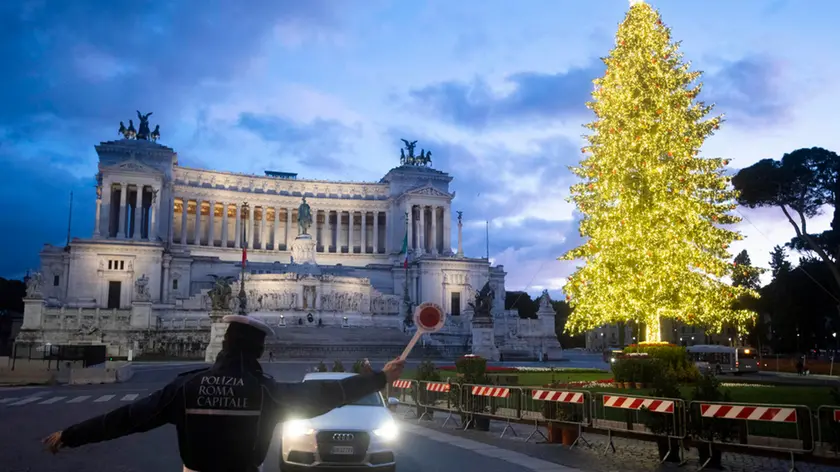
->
[471, 386, 510, 398]
[603, 395, 675, 413]
[392, 380, 413, 389]
[425, 382, 450, 393]
[532, 390, 584, 404]
[700, 404, 797, 423]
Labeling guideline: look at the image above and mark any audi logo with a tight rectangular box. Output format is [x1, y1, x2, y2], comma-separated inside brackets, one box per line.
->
[332, 433, 355, 441]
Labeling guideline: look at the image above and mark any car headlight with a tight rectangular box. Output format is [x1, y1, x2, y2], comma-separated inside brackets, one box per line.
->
[373, 420, 398, 441]
[283, 419, 315, 438]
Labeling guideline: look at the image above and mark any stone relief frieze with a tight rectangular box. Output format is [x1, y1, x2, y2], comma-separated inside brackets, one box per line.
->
[320, 292, 365, 312]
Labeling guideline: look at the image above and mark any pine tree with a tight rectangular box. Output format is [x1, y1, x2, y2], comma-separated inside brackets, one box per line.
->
[560, 1, 757, 342]
[769, 245, 793, 279]
[732, 250, 763, 290]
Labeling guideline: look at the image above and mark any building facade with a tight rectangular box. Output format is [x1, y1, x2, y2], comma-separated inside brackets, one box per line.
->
[19, 134, 510, 358]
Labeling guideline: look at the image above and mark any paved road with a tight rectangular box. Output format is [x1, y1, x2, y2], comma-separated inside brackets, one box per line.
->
[0, 362, 574, 472]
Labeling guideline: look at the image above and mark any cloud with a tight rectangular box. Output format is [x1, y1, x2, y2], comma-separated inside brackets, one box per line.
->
[0, 1, 339, 127]
[404, 63, 603, 130]
[0, 0, 344, 279]
[0, 149, 94, 279]
[236, 113, 363, 172]
[705, 57, 790, 126]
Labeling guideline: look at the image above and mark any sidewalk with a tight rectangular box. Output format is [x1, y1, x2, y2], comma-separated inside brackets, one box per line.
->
[394, 406, 837, 472]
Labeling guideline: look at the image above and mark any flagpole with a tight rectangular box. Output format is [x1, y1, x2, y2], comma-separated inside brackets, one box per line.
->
[238, 202, 249, 316]
[66, 191, 73, 247]
[403, 211, 410, 326]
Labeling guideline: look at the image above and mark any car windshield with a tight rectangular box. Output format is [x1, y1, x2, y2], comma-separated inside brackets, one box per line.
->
[304, 380, 384, 406]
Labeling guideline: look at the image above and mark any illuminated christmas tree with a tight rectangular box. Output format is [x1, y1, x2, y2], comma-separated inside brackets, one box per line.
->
[560, 0, 756, 343]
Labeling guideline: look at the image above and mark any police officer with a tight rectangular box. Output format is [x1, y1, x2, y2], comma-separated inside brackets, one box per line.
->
[42, 315, 405, 472]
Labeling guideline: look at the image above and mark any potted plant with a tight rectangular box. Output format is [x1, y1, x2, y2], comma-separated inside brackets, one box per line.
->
[611, 358, 629, 388]
[638, 365, 683, 463]
[415, 360, 440, 421]
[688, 373, 735, 469]
[455, 355, 491, 431]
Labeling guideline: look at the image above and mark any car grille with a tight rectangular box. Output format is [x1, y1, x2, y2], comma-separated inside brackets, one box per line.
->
[316, 430, 370, 463]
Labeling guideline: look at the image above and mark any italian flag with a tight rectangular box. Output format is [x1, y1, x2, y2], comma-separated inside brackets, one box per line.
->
[401, 231, 409, 268]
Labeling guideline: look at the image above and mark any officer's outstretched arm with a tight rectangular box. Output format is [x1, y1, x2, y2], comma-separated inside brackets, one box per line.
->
[59, 379, 181, 448]
[272, 372, 387, 420]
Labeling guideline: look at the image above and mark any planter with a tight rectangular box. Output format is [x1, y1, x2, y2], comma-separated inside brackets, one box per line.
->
[634, 382, 644, 389]
[472, 416, 491, 431]
[547, 423, 563, 444]
[561, 426, 579, 446]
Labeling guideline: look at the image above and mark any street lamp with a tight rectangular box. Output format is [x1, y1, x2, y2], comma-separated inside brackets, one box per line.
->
[831, 332, 838, 377]
[238, 202, 249, 316]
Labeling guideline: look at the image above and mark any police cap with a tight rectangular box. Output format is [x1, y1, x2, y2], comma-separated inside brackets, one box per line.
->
[222, 314, 274, 341]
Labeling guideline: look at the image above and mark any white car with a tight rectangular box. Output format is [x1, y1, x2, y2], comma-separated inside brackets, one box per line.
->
[279, 372, 400, 472]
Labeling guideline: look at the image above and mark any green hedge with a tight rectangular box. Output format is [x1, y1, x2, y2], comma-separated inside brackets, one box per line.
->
[624, 344, 699, 383]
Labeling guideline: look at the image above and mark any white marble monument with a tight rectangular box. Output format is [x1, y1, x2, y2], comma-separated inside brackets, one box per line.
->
[18, 120, 511, 358]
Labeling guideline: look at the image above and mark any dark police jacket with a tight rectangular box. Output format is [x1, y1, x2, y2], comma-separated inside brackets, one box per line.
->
[60, 353, 387, 472]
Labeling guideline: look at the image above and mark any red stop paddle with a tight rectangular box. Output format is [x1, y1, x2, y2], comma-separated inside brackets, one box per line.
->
[400, 303, 446, 360]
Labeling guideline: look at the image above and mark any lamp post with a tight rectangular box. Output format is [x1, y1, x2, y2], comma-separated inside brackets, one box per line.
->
[238, 202, 249, 316]
[831, 332, 838, 377]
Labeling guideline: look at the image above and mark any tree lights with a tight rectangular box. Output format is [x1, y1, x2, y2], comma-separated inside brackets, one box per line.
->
[560, 1, 757, 342]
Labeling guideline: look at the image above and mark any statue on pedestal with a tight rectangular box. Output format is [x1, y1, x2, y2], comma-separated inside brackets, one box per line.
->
[469, 281, 495, 320]
[134, 274, 150, 301]
[298, 197, 312, 235]
[207, 275, 235, 311]
[25, 271, 43, 298]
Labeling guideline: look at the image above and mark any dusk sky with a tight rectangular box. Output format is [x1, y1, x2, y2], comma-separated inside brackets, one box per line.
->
[2, 0, 839, 299]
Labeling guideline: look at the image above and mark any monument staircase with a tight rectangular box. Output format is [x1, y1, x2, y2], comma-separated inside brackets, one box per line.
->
[265, 326, 448, 359]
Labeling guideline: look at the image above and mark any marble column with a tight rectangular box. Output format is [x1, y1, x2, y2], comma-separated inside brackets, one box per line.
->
[286, 208, 293, 248]
[221, 203, 228, 248]
[208, 200, 216, 247]
[119, 183, 128, 238]
[385, 210, 392, 253]
[405, 204, 413, 252]
[348, 211, 354, 253]
[168, 193, 175, 246]
[273, 207, 281, 251]
[102, 183, 113, 237]
[443, 207, 451, 253]
[162, 258, 171, 303]
[150, 187, 159, 241]
[316, 210, 323, 251]
[234, 203, 242, 248]
[133, 185, 143, 240]
[360, 211, 367, 254]
[257, 207, 264, 249]
[431, 206, 438, 255]
[327, 211, 334, 252]
[418, 205, 425, 255]
[373, 211, 380, 254]
[94, 194, 102, 237]
[194, 200, 202, 245]
[180, 199, 188, 244]
[248, 205, 255, 248]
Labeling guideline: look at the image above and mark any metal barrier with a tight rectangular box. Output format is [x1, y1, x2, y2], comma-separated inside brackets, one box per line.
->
[416, 380, 460, 426]
[814, 405, 839, 459]
[463, 384, 521, 438]
[389, 380, 418, 419]
[594, 393, 687, 463]
[521, 388, 591, 448]
[690, 401, 813, 471]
